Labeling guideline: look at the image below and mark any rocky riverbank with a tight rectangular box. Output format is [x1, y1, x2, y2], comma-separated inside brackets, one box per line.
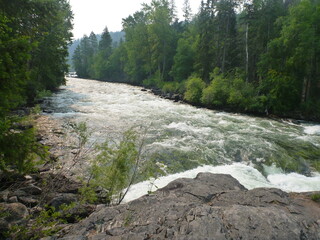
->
[54, 173, 320, 240]
[0, 115, 95, 239]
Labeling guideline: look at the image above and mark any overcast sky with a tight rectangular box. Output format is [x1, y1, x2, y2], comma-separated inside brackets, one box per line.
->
[69, 0, 202, 39]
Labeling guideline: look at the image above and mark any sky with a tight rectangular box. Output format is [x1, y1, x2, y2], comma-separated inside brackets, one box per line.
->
[69, 0, 202, 39]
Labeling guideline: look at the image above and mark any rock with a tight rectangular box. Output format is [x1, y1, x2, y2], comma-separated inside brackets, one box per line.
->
[62, 204, 95, 223]
[151, 88, 162, 95]
[49, 193, 78, 210]
[40, 173, 81, 194]
[18, 196, 39, 207]
[8, 196, 18, 203]
[234, 149, 242, 162]
[0, 190, 9, 202]
[24, 175, 33, 180]
[20, 185, 42, 195]
[38, 163, 52, 172]
[0, 202, 29, 232]
[61, 173, 320, 240]
[172, 94, 181, 102]
[11, 189, 28, 197]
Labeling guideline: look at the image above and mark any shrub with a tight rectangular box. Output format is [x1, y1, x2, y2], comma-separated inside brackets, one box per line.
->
[162, 82, 179, 94]
[201, 71, 230, 107]
[0, 116, 47, 175]
[311, 193, 320, 202]
[184, 76, 205, 104]
[142, 71, 164, 89]
[6, 203, 77, 240]
[83, 130, 143, 205]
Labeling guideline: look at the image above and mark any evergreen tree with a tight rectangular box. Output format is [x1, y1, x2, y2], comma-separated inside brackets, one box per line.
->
[259, 0, 320, 114]
[183, 0, 193, 22]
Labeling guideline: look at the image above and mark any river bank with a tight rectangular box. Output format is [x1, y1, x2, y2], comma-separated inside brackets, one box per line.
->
[0, 114, 98, 239]
[1, 85, 320, 238]
[144, 85, 320, 124]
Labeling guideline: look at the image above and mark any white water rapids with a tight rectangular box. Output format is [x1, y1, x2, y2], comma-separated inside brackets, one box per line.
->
[44, 78, 320, 202]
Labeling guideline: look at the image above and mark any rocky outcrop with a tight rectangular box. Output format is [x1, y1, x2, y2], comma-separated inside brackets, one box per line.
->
[56, 173, 320, 240]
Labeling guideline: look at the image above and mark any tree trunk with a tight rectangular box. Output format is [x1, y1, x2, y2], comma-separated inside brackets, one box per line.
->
[301, 77, 308, 103]
[245, 23, 249, 83]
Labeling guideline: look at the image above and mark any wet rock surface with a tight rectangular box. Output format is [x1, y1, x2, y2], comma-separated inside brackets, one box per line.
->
[55, 173, 320, 240]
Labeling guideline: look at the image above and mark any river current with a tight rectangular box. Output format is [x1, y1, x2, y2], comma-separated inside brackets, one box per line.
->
[44, 78, 320, 202]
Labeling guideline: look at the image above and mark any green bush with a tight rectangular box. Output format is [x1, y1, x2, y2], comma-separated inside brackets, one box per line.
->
[6, 203, 77, 240]
[300, 100, 320, 119]
[184, 76, 205, 104]
[83, 130, 142, 205]
[0, 116, 47, 175]
[142, 71, 164, 89]
[201, 70, 230, 107]
[162, 82, 179, 94]
[311, 193, 320, 202]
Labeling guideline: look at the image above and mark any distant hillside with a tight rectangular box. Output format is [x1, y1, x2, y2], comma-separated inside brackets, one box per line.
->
[67, 31, 125, 71]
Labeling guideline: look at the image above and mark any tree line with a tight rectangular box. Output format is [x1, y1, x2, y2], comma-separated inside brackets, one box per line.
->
[73, 0, 320, 120]
[0, 0, 73, 174]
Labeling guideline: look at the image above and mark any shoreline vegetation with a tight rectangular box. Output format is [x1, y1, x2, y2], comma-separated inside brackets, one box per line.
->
[72, 0, 320, 123]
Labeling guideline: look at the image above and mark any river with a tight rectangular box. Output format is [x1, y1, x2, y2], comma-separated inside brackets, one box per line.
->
[44, 78, 320, 202]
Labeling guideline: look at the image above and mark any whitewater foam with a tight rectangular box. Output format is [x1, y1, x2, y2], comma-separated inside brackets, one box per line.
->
[123, 163, 320, 203]
[304, 125, 320, 135]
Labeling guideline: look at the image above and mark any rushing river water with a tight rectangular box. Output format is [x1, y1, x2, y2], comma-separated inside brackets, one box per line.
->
[44, 78, 320, 201]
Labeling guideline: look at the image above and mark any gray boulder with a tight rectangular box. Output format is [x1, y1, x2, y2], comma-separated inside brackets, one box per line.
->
[49, 193, 78, 210]
[58, 173, 320, 240]
[19, 185, 42, 195]
[0, 202, 29, 233]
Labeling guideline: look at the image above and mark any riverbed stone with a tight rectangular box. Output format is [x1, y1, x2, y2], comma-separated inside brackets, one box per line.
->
[49, 193, 78, 210]
[59, 173, 320, 239]
[0, 189, 9, 202]
[8, 196, 18, 203]
[0, 202, 29, 232]
[19, 184, 42, 195]
[18, 196, 39, 207]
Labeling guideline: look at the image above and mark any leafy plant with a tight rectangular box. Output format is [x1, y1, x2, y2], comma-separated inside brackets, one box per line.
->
[83, 130, 144, 205]
[184, 76, 205, 104]
[311, 193, 320, 202]
[6, 203, 77, 240]
[0, 116, 48, 175]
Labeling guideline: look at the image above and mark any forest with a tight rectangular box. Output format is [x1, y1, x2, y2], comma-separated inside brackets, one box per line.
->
[73, 0, 320, 120]
[0, 0, 73, 174]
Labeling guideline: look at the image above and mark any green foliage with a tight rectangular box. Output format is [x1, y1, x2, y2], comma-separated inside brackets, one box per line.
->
[6, 203, 77, 240]
[260, 70, 300, 113]
[0, 0, 72, 118]
[311, 193, 320, 202]
[258, 0, 320, 115]
[0, 16, 32, 115]
[162, 81, 179, 93]
[200, 68, 265, 111]
[170, 37, 195, 82]
[201, 69, 230, 107]
[184, 76, 205, 104]
[0, 116, 48, 175]
[85, 130, 142, 205]
[300, 100, 320, 120]
[36, 90, 52, 100]
[142, 71, 164, 88]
